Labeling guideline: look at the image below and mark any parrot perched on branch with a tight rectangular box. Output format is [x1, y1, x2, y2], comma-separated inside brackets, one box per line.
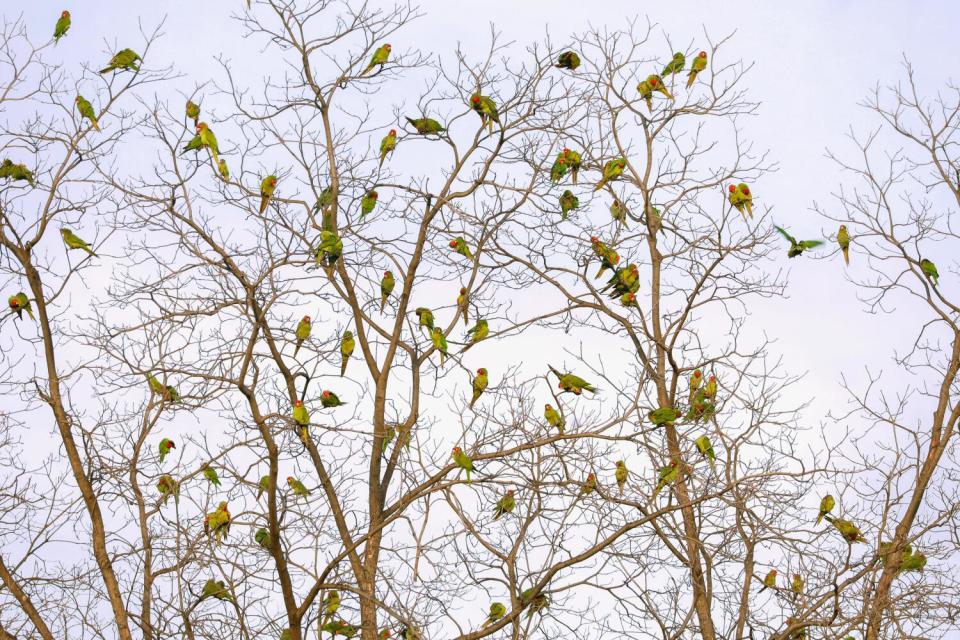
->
[415, 307, 435, 333]
[255, 527, 271, 548]
[482, 602, 507, 628]
[61, 229, 96, 256]
[316, 230, 343, 267]
[816, 494, 835, 525]
[431, 328, 448, 366]
[157, 474, 179, 505]
[759, 569, 777, 592]
[493, 490, 515, 520]
[562, 149, 582, 184]
[340, 330, 355, 376]
[361, 190, 378, 218]
[259, 175, 278, 214]
[559, 190, 579, 220]
[75, 95, 100, 131]
[920, 258, 939, 286]
[196, 123, 220, 165]
[648, 407, 681, 427]
[449, 237, 473, 260]
[322, 590, 341, 626]
[0, 159, 35, 186]
[687, 51, 707, 87]
[550, 155, 567, 183]
[203, 502, 231, 543]
[379, 129, 397, 168]
[470, 93, 500, 134]
[837, 225, 851, 266]
[464, 319, 489, 350]
[186, 100, 200, 124]
[286, 476, 310, 498]
[200, 579, 235, 603]
[293, 316, 311, 357]
[53, 10, 71, 43]
[469, 368, 488, 409]
[594, 158, 627, 192]
[548, 365, 597, 395]
[362, 44, 391, 75]
[158, 438, 176, 464]
[727, 183, 754, 219]
[100, 49, 141, 74]
[653, 459, 680, 497]
[646, 74, 673, 99]
[544, 403, 564, 434]
[452, 446, 475, 483]
[380, 271, 395, 311]
[556, 51, 580, 70]
[662, 52, 685, 76]
[7, 292, 35, 321]
[321, 390, 346, 408]
[695, 435, 716, 470]
[203, 466, 221, 487]
[591, 236, 620, 279]
[457, 288, 469, 324]
[579, 472, 597, 496]
[610, 199, 629, 228]
[292, 400, 309, 428]
[824, 514, 867, 543]
[615, 460, 628, 495]
[405, 117, 445, 135]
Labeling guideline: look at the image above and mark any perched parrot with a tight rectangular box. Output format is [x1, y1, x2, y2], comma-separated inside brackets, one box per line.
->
[75, 95, 100, 131]
[321, 390, 345, 408]
[259, 175, 278, 214]
[322, 590, 341, 626]
[759, 569, 778, 592]
[559, 190, 579, 220]
[824, 514, 867, 543]
[837, 224, 851, 266]
[157, 474, 179, 505]
[648, 407, 681, 427]
[470, 368, 489, 409]
[579, 472, 597, 496]
[449, 237, 473, 260]
[100, 49, 141, 74]
[653, 459, 680, 497]
[293, 315, 312, 357]
[414, 307, 435, 332]
[431, 327, 448, 366]
[146, 373, 166, 396]
[920, 258, 939, 285]
[465, 319, 489, 350]
[186, 100, 200, 124]
[637, 79, 653, 111]
[619, 293, 637, 310]
[556, 50, 580, 70]
[544, 403, 565, 434]
[562, 149, 582, 184]
[594, 158, 627, 192]
[321, 621, 356, 638]
[522, 590, 550, 617]
[602, 264, 640, 299]
[361, 190, 378, 217]
[493, 490, 515, 520]
[610, 199, 629, 227]
[405, 116, 445, 135]
[317, 186, 335, 225]
[362, 44, 391, 75]
[703, 375, 718, 399]
[381, 424, 396, 453]
[286, 476, 310, 498]
[726, 183, 754, 219]
[816, 494, 835, 525]
[201, 579, 235, 603]
[181, 133, 203, 154]
[196, 123, 220, 165]
[257, 475, 271, 499]
[316, 230, 343, 267]
[398, 422, 412, 450]
[8, 292, 35, 321]
[646, 205, 662, 234]
[591, 236, 621, 279]
[292, 400, 309, 427]
[615, 460, 628, 495]
[340, 330, 355, 376]
[687, 51, 708, 88]
[899, 550, 927, 573]
[646, 74, 673, 99]
[53, 10, 71, 43]
[0, 160, 35, 186]
[791, 574, 804, 597]
[482, 602, 507, 628]
[774, 226, 824, 258]
[380, 270, 396, 311]
[695, 435, 716, 469]
[203, 466, 221, 487]
[685, 392, 716, 423]
[379, 129, 397, 168]
[548, 365, 598, 395]
[165, 385, 180, 402]
[688, 369, 703, 405]
[550, 155, 568, 183]
[255, 527, 271, 548]
[457, 287, 470, 324]
[203, 502, 231, 543]
[158, 438, 176, 463]
[469, 93, 500, 134]
[452, 446, 475, 483]
[662, 52, 685, 76]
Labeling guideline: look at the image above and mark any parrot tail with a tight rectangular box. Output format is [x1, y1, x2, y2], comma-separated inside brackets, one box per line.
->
[379, 153, 386, 169]
[746, 203, 753, 219]
[572, 168, 578, 185]
[686, 71, 697, 88]
[842, 246, 849, 266]
[99, 66, 113, 74]
[91, 119, 101, 132]
[593, 178, 606, 193]
[340, 357, 348, 377]
[259, 195, 270, 214]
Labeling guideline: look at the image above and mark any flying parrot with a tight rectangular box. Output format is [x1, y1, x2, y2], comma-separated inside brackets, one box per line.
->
[218, 159, 229, 180]
[380, 270, 395, 311]
[449, 237, 473, 260]
[464, 319, 489, 350]
[482, 602, 507, 628]
[60, 228, 97, 256]
[774, 225, 824, 258]
[837, 224, 851, 266]
[610, 199, 629, 227]
[8, 292, 35, 321]
[591, 236, 621, 279]
[0, 160, 35, 186]
[316, 230, 343, 267]
[452, 446, 475, 483]
[457, 287, 470, 324]
[824, 514, 867, 543]
[75, 95, 100, 131]
[293, 315, 312, 357]
[816, 494, 835, 525]
[648, 407, 681, 427]
[322, 590, 341, 626]
[548, 365, 598, 395]
[556, 50, 580, 70]
[695, 435, 716, 469]
[286, 476, 310, 498]
[646, 74, 673, 99]
[201, 579, 235, 603]
[559, 190, 579, 220]
[259, 175, 278, 214]
[431, 327, 448, 366]
[544, 403, 565, 434]
[158, 438, 176, 463]
[594, 158, 627, 192]
[53, 10, 71, 43]
[579, 472, 597, 496]
[637, 79, 653, 111]
[100, 49, 141, 74]
[203, 466, 221, 487]
[321, 390, 346, 408]
[759, 569, 777, 592]
[653, 459, 680, 497]
[493, 490, 515, 520]
[687, 51, 707, 88]
[469, 93, 500, 134]
[615, 460, 628, 495]
[255, 527, 271, 548]
[362, 44, 391, 75]
[340, 330, 355, 376]
[415, 307, 435, 332]
[563, 148, 582, 184]
[470, 368, 488, 409]
[550, 155, 567, 183]
[379, 129, 397, 168]
[186, 99, 200, 124]
[920, 258, 939, 285]
[662, 52, 685, 76]
[157, 474, 179, 505]
[203, 502, 231, 543]
[361, 190, 378, 217]
[292, 400, 309, 427]
[196, 123, 220, 165]
[405, 116, 445, 135]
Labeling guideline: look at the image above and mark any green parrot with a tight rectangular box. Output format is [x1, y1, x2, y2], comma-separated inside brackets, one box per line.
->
[493, 490, 515, 520]
[381, 424, 396, 453]
[218, 159, 230, 180]
[286, 476, 310, 498]
[646, 205, 662, 234]
[317, 186, 335, 222]
[610, 198, 629, 227]
[158, 438, 176, 463]
[648, 407, 681, 427]
[920, 258, 939, 285]
[636, 79, 653, 111]
[257, 475, 271, 499]
[556, 50, 580, 70]
[548, 365, 598, 395]
[703, 374, 718, 399]
[549, 154, 568, 183]
[465, 319, 489, 350]
[316, 230, 343, 267]
[521, 589, 550, 617]
[405, 116, 445, 135]
[75, 95, 100, 131]
[653, 459, 680, 497]
[362, 43, 392, 75]
[469, 368, 488, 409]
[759, 569, 777, 592]
[292, 400, 309, 427]
[361, 190, 378, 217]
[431, 327, 448, 366]
[200, 579, 235, 603]
[380, 270, 396, 311]
[774, 225, 824, 258]
[684, 392, 716, 423]
[688, 369, 704, 404]
[615, 460, 628, 495]
[727, 183, 754, 219]
[379, 129, 397, 168]
[899, 550, 927, 573]
[53, 10, 71, 43]
[452, 446, 475, 483]
[203, 501, 231, 543]
[8, 292, 35, 321]
[398, 423, 412, 450]
[837, 224, 851, 266]
[816, 494, 835, 525]
[203, 466, 221, 487]
[0, 159, 35, 186]
[164, 385, 180, 402]
[186, 99, 200, 124]
[457, 287, 470, 324]
[646, 74, 673, 99]
[482, 601, 507, 628]
[321, 390, 346, 408]
[259, 175, 278, 214]
[469, 93, 500, 134]
[579, 472, 597, 496]
[340, 330, 355, 376]
[602, 264, 640, 298]
[255, 527, 271, 548]
[322, 590, 341, 626]
[559, 190, 579, 220]
[157, 474, 179, 505]
[293, 315, 312, 357]
[695, 435, 716, 469]
[687, 50, 708, 87]
[100, 48, 141, 74]
[824, 514, 867, 543]
[662, 52, 686, 76]
[563, 148, 582, 184]
[192, 122, 220, 166]
[594, 158, 627, 192]
[449, 237, 473, 260]
[146, 373, 166, 396]
[544, 403, 565, 434]
[591, 236, 621, 279]
[181, 133, 203, 154]
[414, 307, 435, 333]
[321, 620, 356, 639]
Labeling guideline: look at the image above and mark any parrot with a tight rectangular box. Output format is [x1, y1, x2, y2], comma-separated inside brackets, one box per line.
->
[685, 393, 715, 423]
[321, 621, 356, 638]
[482, 602, 507, 628]
[322, 590, 341, 626]
[380, 270, 395, 311]
[920, 258, 939, 285]
[0, 160, 35, 186]
[53, 10, 71, 43]
[379, 129, 397, 168]
[293, 316, 312, 356]
[218, 159, 230, 180]
[75, 95, 100, 131]
[470, 368, 489, 409]
[549, 155, 567, 183]
[727, 183, 754, 218]
[381, 424, 396, 453]
[759, 569, 777, 592]
[662, 52, 685, 76]
[398, 422, 412, 450]
[259, 175, 278, 214]
[594, 157, 627, 192]
[653, 459, 680, 497]
[405, 116, 445, 135]
[100, 48, 141, 74]
[522, 590, 550, 617]
[321, 390, 345, 408]
[493, 490, 515, 520]
[316, 230, 343, 267]
[556, 50, 580, 70]
[431, 327, 448, 366]
[837, 224, 851, 266]
[559, 190, 579, 220]
[464, 319, 489, 349]
[646, 74, 673, 99]
[610, 198, 629, 227]
[452, 446, 475, 483]
[201, 579, 235, 603]
[695, 435, 716, 469]
[563, 148, 582, 183]
[414, 307, 435, 332]
[292, 400, 309, 427]
[362, 44, 391, 75]
[449, 237, 473, 260]
[544, 403, 565, 434]
[457, 287, 469, 324]
[146, 373, 166, 396]
[548, 365, 598, 395]
[186, 99, 200, 124]
[158, 438, 176, 463]
[317, 186, 335, 223]
[774, 225, 824, 258]
[469, 93, 500, 134]
[204, 502, 231, 542]
[688, 369, 703, 404]
[8, 292, 35, 321]
[636, 79, 653, 111]
[579, 472, 597, 497]
[196, 122, 220, 165]
[648, 407, 681, 427]
[340, 330, 355, 376]
[615, 460, 628, 495]
[257, 475, 271, 499]
[687, 50, 707, 88]
[181, 133, 203, 154]
[360, 190, 378, 217]
[603, 263, 640, 298]
[824, 514, 867, 543]
[791, 574, 804, 598]
[703, 375, 718, 399]
[591, 236, 621, 279]
[286, 476, 310, 498]
[816, 494, 835, 525]
[255, 527, 271, 548]
[646, 205, 662, 234]
[203, 466, 221, 487]
[164, 385, 180, 402]
[157, 474, 179, 505]
[899, 550, 927, 573]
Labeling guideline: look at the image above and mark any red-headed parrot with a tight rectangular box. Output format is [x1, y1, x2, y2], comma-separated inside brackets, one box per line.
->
[457, 287, 469, 324]
[687, 51, 707, 88]
[469, 93, 500, 134]
[286, 476, 310, 498]
[321, 390, 346, 408]
[759, 569, 777, 592]
[470, 367, 488, 408]
[361, 190, 378, 218]
[452, 446, 475, 483]
[362, 44, 391, 75]
[293, 315, 311, 356]
[340, 330, 355, 376]
[157, 474, 179, 505]
[203, 501, 231, 543]
[379, 129, 397, 168]
[594, 158, 627, 192]
[449, 237, 473, 260]
[196, 122, 220, 165]
[100, 49, 141, 74]
[8, 292, 35, 321]
[259, 175, 278, 214]
[53, 10, 71, 43]
[158, 438, 176, 463]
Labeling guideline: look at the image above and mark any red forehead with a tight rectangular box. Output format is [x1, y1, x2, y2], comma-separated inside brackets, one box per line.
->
[385, 44, 392, 49]
[389, 129, 396, 135]
[459, 287, 466, 293]
[699, 51, 707, 57]
[303, 315, 310, 321]
[741, 186, 750, 194]
[728, 185, 736, 192]
[471, 95, 480, 102]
